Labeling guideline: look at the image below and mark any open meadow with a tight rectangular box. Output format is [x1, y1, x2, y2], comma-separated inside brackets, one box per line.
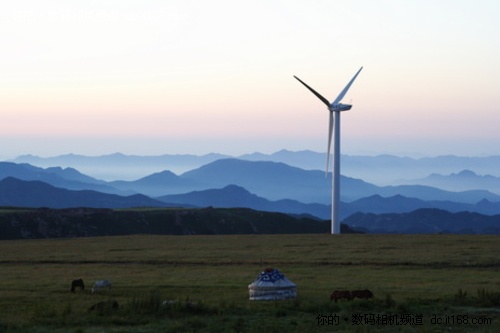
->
[0, 234, 499, 332]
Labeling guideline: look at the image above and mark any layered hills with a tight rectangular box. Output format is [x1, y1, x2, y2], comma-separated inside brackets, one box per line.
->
[2, 151, 500, 235]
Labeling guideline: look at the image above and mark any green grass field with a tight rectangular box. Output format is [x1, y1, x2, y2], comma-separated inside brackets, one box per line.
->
[0, 234, 498, 332]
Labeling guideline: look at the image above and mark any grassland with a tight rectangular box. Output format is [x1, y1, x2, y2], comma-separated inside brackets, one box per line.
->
[0, 234, 499, 332]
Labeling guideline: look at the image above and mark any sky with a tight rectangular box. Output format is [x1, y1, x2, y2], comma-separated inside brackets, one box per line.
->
[1, 0, 499, 159]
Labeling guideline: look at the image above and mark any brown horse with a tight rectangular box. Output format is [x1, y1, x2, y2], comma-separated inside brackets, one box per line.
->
[330, 290, 352, 302]
[351, 289, 374, 300]
[70, 278, 85, 293]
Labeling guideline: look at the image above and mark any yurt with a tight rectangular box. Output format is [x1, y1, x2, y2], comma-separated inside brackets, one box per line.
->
[248, 268, 297, 301]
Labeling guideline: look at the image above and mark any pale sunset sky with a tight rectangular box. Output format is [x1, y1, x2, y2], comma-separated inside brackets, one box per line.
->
[1, 0, 499, 159]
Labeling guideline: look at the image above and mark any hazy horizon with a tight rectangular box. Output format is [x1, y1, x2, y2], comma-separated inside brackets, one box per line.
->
[5, 146, 500, 161]
[2, 1, 499, 160]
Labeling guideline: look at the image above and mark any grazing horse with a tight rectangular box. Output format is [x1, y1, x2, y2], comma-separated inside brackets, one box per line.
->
[330, 290, 352, 302]
[351, 289, 374, 300]
[70, 278, 85, 293]
[91, 279, 112, 294]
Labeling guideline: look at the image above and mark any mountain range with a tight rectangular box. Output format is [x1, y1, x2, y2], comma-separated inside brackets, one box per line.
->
[11, 152, 229, 181]
[11, 150, 500, 187]
[157, 185, 500, 219]
[3, 174, 500, 223]
[2, 159, 499, 205]
[398, 169, 500, 194]
[2, 151, 500, 234]
[344, 209, 500, 234]
[0, 177, 169, 209]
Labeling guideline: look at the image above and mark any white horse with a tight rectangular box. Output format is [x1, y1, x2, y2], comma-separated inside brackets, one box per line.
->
[91, 279, 112, 294]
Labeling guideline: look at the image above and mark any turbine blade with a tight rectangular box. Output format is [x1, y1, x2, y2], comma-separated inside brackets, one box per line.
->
[326, 111, 334, 176]
[294, 75, 331, 108]
[332, 66, 363, 105]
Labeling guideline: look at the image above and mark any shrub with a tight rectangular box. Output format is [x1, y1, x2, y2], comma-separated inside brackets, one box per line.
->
[476, 288, 500, 307]
[453, 288, 468, 305]
[62, 302, 72, 320]
[128, 289, 163, 315]
[384, 294, 396, 308]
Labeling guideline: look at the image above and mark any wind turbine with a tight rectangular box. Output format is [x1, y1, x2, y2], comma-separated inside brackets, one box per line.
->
[294, 67, 363, 234]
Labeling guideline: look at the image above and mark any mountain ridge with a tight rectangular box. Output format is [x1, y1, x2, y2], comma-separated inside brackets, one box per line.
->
[0, 177, 169, 209]
[398, 169, 500, 194]
[10, 151, 500, 185]
[344, 208, 500, 234]
[0, 177, 498, 235]
[0, 206, 334, 240]
[2, 159, 500, 211]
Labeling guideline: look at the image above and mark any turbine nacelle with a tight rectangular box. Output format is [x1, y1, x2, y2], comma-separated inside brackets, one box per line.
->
[329, 103, 352, 112]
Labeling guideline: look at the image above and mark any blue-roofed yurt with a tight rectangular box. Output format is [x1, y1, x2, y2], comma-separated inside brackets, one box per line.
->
[248, 268, 297, 301]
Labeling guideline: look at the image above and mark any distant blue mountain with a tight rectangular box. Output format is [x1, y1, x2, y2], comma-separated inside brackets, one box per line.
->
[0, 177, 168, 209]
[0, 162, 102, 184]
[1, 176, 499, 235]
[11, 151, 500, 186]
[0, 159, 500, 219]
[241, 151, 500, 185]
[157, 184, 329, 218]
[345, 195, 500, 217]
[179, 159, 335, 203]
[0, 162, 123, 195]
[400, 169, 500, 194]
[2, 151, 500, 234]
[109, 170, 197, 197]
[344, 209, 500, 234]
[239, 149, 323, 170]
[112, 158, 379, 203]
[375, 184, 498, 204]
[175, 159, 500, 204]
[11, 152, 230, 180]
[3, 159, 500, 207]
[157, 186, 500, 220]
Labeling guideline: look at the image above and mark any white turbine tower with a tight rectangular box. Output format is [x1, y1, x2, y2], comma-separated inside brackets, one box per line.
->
[294, 67, 363, 234]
